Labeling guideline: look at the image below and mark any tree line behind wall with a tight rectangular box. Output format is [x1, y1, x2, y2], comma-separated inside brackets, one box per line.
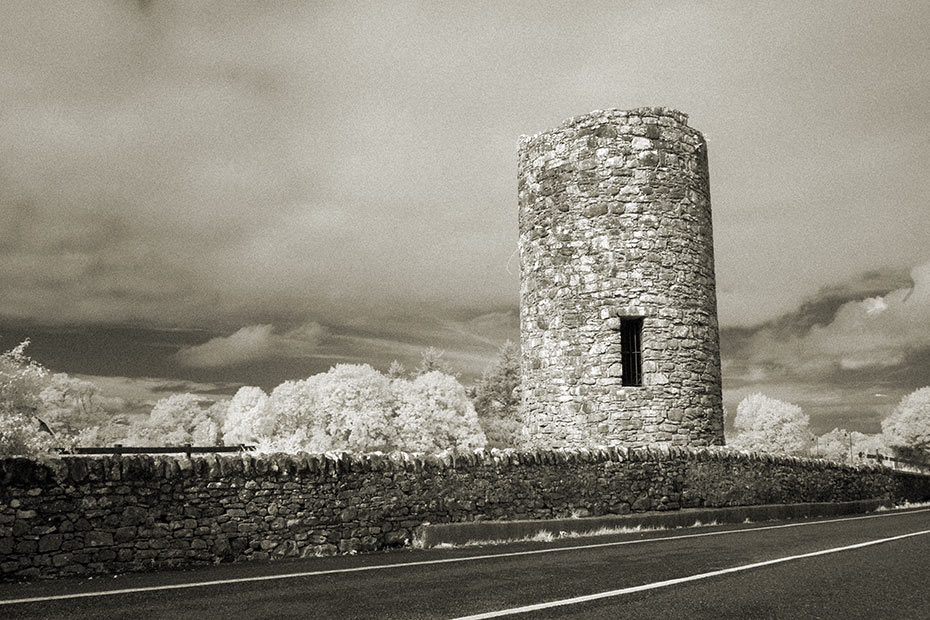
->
[0, 340, 522, 457]
[726, 390, 930, 466]
[2, 337, 928, 463]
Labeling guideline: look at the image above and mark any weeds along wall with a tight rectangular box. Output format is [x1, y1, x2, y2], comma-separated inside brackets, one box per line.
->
[3, 450, 930, 580]
[518, 108, 724, 448]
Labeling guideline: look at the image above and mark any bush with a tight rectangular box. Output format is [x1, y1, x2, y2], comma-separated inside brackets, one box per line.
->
[0, 409, 59, 457]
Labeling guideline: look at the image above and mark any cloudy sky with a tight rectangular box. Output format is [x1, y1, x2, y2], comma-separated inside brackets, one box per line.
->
[1, 1, 928, 433]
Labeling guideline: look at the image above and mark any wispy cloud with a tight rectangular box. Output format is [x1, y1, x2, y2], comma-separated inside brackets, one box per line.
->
[170, 309, 517, 380]
[442, 310, 519, 348]
[176, 322, 326, 368]
[75, 374, 236, 418]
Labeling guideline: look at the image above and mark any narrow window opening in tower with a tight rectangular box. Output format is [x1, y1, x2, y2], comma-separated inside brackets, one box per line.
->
[620, 318, 643, 387]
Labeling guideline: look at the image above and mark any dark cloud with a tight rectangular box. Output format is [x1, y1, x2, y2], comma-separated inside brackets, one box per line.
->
[759, 268, 915, 336]
[749, 263, 930, 374]
[722, 262, 930, 432]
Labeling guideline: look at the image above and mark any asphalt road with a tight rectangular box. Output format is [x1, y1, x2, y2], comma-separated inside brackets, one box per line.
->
[2, 507, 928, 619]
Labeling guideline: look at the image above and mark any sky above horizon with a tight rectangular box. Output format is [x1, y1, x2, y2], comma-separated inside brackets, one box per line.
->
[1, 1, 929, 434]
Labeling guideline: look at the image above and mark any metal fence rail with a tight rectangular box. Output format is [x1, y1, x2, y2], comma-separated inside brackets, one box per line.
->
[865, 452, 930, 474]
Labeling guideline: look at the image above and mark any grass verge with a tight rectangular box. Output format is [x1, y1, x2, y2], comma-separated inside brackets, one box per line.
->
[421, 519, 721, 550]
[876, 500, 930, 511]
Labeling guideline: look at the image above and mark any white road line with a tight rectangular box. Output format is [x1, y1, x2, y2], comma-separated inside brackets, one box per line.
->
[449, 527, 930, 620]
[1, 506, 928, 606]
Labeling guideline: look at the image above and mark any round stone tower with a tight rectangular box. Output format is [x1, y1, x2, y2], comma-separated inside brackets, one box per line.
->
[518, 107, 724, 449]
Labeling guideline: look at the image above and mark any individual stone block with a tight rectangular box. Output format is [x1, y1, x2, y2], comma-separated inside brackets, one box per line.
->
[85, 531, 113, 547]
[37, 533, 62, 553]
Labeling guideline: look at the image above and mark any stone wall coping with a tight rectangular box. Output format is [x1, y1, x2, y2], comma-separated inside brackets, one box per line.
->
[1, 446, 909, 487]
[519, 107, 693, 145]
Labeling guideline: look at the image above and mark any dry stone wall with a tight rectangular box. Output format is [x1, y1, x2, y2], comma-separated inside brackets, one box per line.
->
[518, 107, 724, 448]
[3, 449, 929, 580]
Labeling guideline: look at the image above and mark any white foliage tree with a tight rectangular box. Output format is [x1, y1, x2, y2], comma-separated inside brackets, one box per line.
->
[811, 428, 852, 462]
[393, 371, 486, 453]
[811, 429, 889, 464]
[267, 379, 319, 450]
[222, 386, 274, 445]
[130, 393, 218, 446]
[0, 340, 48, 418]
[414, 347, 456, 377]
[264, 368, 394, 452]
[728, 393, 811, 456]
[38, 373, 107, 442]
[309, 364, 397, 452]
[386, 360, 407, 379]
[0, 340, 59, 456]
[882, 387, 930, 459]
[0, 339, 136, 452]
[191, 413, 220, 445]
[232, 364, 487, 454]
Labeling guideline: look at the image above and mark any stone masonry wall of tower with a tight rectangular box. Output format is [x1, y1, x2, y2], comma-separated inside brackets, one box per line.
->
[518, 107, 725, 449]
